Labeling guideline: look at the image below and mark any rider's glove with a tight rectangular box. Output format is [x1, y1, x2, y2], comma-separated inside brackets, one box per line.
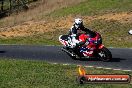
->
[68, 37, 79, 48]
[72, 37, 80, 44]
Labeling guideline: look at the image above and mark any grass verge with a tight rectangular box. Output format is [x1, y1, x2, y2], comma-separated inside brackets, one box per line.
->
[49, 0, 132, 17]
[0, 58, 131, 88]
[0, 31, 61, 45]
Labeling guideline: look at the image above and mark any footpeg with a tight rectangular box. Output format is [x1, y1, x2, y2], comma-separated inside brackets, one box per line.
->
[61, 48, 74, 56]
[61, 47, 78, 57]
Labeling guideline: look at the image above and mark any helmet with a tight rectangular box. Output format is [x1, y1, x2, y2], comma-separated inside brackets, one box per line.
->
[74, 18, 84, 29]
[128, 29, 132, 35]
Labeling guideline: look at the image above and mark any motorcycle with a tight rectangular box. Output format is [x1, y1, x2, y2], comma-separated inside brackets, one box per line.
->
[59, 31, 112, 62]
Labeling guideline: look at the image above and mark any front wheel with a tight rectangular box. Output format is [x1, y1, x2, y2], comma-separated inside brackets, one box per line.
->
[98, 47, 112, 62]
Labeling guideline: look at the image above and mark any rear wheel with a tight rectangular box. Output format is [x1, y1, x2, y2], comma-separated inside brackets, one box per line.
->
[98, 47, 112, 62]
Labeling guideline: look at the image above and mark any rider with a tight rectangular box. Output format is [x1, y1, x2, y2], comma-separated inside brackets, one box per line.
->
[67, 18, 97, 56]
[68, 18, 96, 48]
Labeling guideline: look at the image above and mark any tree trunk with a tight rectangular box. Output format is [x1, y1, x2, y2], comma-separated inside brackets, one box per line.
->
[1, 0, 4, 11]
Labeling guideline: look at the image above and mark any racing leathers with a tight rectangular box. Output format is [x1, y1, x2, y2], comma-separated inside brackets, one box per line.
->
[68, 24, 96, 48]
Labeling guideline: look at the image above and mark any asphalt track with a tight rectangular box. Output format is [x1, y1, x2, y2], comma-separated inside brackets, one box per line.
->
[0, 45, 132, 70]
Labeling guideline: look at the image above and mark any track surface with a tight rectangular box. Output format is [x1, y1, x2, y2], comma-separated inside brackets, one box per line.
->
[0, 45, 132, 70]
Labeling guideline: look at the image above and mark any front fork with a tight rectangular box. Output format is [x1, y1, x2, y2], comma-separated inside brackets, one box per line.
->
[97, 44, 105, 57]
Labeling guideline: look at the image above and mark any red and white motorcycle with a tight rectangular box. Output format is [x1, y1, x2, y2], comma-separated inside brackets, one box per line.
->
[59, 32, 112, 62]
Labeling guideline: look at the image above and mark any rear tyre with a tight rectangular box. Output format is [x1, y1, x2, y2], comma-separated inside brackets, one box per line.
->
[98, 47, 112, 62]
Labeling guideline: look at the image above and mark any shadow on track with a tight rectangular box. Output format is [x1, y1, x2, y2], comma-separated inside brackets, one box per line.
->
[77, 58, 126, 62]
[0, 51, 6, 53]
[109, 58, 126, 62]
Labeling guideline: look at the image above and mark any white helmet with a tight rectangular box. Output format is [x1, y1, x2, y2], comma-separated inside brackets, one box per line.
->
[128, 30, 132, 35]
[74, 18, 83, 29]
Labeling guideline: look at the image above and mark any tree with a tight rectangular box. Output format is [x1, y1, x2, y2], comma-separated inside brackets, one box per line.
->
[0, 0, 4, 11]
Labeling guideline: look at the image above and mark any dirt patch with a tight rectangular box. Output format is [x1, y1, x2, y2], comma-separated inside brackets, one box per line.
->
[97, 12, 132, 23]
[0, 16, 74, 38]
[0, 12, 132, 38]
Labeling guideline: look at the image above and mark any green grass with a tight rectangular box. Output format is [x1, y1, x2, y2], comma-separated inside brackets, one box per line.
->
[0, 58, 132, 88]
[0, 30, 63, 45]
[49, 0, 132, 17]
[0, 35, 60, 45]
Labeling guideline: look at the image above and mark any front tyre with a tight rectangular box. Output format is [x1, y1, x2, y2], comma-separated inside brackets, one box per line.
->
[98, 47, 112, 62]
